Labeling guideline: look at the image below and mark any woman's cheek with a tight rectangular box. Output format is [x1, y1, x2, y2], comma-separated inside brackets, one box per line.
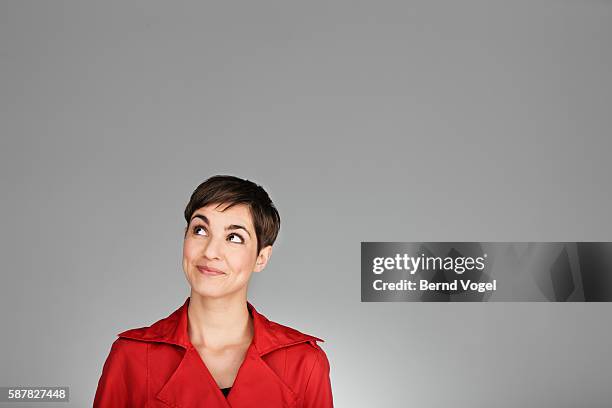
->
[182, 242, 198, 278]
[183, 239, 198, 259]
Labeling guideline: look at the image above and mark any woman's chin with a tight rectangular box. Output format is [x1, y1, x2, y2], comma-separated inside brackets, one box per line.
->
[189, 282, 228, 299]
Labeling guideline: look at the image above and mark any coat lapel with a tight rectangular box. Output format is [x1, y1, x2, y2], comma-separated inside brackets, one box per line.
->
[117, 298, 323, 408]
[156, 346, 231, 407]
[226, 344, 298, 407]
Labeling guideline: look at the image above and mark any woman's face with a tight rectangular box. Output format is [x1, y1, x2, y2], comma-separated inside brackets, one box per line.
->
[182, 202, 271, 299]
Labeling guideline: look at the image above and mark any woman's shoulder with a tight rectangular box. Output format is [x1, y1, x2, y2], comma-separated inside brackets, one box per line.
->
[250, 302, 326, 352]
[258, 317, 331, 382]
[110, 331, 150, 350]
[260, 316, 328, 360]
[97, 336, 149, 385]
[266, 318, 325, 345]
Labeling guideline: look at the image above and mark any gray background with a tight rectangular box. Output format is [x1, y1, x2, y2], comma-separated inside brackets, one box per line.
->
[1, 1, 611, 407]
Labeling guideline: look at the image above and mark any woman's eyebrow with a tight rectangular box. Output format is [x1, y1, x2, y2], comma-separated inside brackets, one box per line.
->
[191, 214, 251, 237]
[227, 224, 251, 237]
[191, 214, 209, 224]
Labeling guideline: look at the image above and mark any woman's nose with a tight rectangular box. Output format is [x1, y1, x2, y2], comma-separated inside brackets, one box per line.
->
[202, 236, 223, 259]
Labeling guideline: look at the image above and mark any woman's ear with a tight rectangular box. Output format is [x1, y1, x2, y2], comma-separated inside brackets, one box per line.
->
[254, 245, 273, 273]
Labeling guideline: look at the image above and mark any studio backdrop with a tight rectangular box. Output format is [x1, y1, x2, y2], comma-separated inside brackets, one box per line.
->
[1, 1, 612, 407]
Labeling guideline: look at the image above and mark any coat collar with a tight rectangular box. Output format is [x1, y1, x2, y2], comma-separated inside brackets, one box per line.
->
[117, 297, 324, 355]
[116, 297, 324, 408]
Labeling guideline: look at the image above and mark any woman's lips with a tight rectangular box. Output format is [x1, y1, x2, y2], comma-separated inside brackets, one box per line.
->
[197, 266, 225, 276]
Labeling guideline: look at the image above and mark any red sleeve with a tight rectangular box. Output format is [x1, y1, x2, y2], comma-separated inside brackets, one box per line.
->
[93, 338, 147, 407]
[303, 344, 334, 408]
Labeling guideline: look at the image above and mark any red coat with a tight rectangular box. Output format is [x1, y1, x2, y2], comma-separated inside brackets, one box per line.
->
[94, 298, 333, 407]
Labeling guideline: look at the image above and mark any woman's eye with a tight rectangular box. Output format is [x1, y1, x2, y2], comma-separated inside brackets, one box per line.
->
[192, 226, 242, 244]
[228, 233, 244, 244]
[193, 226, 207, 236]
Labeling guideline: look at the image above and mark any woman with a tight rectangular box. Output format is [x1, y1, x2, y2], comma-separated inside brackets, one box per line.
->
[93, 175, 333, 407]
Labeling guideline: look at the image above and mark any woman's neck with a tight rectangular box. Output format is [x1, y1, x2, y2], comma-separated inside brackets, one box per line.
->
[187, 292, 254, 351]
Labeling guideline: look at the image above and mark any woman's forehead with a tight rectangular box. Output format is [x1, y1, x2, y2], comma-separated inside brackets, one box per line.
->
[192, 203, 254, 228]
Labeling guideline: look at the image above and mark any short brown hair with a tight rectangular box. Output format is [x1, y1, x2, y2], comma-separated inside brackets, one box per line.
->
[183, 175, 281, 254]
